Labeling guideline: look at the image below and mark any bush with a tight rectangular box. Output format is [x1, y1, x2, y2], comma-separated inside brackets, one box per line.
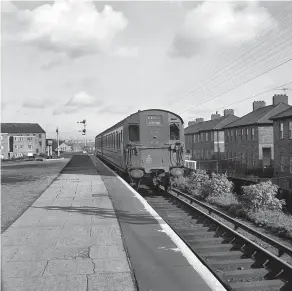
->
[172, 176, 189, 192]
[206, 192, 239, 209]
[187, 170, 210, 198]
[247, 209, 292, 238]
[208, 173, 234, 197]
[240, 181, 285, 211]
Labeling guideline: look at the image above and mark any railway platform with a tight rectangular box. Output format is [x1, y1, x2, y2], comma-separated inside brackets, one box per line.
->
[1, 154, 224, 291]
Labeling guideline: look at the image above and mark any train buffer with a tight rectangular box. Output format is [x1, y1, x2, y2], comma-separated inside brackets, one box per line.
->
[1, 154, 223, 291]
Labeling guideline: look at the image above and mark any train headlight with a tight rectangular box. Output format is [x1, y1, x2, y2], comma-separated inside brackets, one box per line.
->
[170, 168, 184, 176]
[130, 169, 144, 179]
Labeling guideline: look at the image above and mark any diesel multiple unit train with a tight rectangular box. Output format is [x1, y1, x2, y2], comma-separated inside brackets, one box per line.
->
[95, 109, 185, 189]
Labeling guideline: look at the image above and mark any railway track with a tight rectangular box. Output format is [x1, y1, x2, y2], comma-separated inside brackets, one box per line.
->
[139, 186, 292, 291]
[99, 157, 292, 290]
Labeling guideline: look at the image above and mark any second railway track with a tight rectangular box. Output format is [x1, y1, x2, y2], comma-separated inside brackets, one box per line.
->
[139, 186, 292, 291]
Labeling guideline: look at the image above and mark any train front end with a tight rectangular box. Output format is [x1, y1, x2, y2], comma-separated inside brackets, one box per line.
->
[125, 109, 185, 189]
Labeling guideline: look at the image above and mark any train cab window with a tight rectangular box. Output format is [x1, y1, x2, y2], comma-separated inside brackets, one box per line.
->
[129, 125, 140, 142]
[170, 123, 180, 140]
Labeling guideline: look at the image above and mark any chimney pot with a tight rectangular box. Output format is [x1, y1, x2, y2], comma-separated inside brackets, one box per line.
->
[253, 101, 266, 111]
[211, 112, 221, 120]
[195, 118, 204, 123]
[224, 109, 234, 116]
[272, 94, 288, 106]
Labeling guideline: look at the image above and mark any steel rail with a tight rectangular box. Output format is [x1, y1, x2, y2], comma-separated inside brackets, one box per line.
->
[170, 187, 292, 258]
[157, 186, 292, 288]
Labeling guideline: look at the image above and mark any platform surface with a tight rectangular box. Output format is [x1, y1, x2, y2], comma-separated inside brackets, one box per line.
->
[1, 155, 136, 291]
[91, 156, 215, 291]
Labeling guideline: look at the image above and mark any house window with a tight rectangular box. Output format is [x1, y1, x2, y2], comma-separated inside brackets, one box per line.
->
[280, 122, 284, 139]
[246, 128, 248, 139]
[251, 128, 255, 141]
[170, 123, 180, 140]
[129, 125, 140, 142]
[234, 129, 237, 141]
[289, 121, 292, 139]
[241, 129, 244, 140]
[280, 155, 284, 171]
[205, 132, 208, 141]
[39, 141, 42, 147]
[39, 134, 42, 138]
[290, 157, 292, 174]
[28, 145, 32, 149]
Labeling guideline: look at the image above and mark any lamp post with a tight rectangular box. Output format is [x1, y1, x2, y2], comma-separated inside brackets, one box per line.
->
[56, 127, 60, 158]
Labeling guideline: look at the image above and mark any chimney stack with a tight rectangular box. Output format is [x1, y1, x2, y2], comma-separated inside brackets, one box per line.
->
[211, 111, 221, 120]
[273, 94, 288, 106]
[253, 101, 266, 111]
[195, 118, 204, 123]
[188, 121, 196, 127]
[224, 109, 234, 116]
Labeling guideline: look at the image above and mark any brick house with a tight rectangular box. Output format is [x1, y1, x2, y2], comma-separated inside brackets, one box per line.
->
[269, 107, 292, 190]
[1, 123, 46, 159]
[185, 109, 239, 169]
[224, 95, 291, 176]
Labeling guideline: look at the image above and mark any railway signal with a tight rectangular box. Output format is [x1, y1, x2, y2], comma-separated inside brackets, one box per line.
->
[77, 119, 87, 147]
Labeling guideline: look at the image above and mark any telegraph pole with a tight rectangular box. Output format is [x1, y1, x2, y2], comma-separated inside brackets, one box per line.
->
[56, 127, 60, 158]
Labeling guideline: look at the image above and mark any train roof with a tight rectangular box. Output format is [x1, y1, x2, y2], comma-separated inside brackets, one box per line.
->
[95, 109, 184, 138]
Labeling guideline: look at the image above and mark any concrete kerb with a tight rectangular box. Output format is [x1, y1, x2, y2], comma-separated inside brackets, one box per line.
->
[90, 156, 227, 291]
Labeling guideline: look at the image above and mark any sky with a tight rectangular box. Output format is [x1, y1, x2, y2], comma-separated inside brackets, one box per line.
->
[1, 0, 292, 140]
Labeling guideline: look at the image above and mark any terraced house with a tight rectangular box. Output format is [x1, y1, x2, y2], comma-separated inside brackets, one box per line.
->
[1, 123, 46, 159]
[269, 107, 292, 190]
[185, 109, 239, 169]
[224, 94, 291, 176]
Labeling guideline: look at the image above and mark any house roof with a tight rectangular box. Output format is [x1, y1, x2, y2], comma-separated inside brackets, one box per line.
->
[1, 123, 46, 134]
[269, 107, 292, 120]
[224, 103, 291, 129]
[185, 114, 239, 135]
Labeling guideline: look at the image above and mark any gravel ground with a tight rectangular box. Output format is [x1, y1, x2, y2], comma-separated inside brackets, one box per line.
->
[171, 190, 292, 266]
[1, 159, 69, 233]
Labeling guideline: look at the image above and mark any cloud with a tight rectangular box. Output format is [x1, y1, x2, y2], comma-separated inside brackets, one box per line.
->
[3, 0, 129, 58]
[97, 105, 133, 115]
[111, 46, 139, 58]
[40, 53, 68, 70]
[169, 1, 276, 58]
[22, 98, 53, 109]
[53, 91, 102, 115]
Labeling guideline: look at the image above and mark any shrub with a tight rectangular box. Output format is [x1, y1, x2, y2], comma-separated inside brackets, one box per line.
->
[247, 209, 292, 238]
[208, 173, 234, 197]
[172, 176, 189, 192]
[206, 192, 239, 209]
[240, 181, 285, 211]
[187, 170, 210, 198]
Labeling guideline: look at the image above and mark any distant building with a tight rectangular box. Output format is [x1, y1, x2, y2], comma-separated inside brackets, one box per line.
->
[1, 123, 46, 159]
[269, 106, 292, 190]
[184, 109, 239, 164]
[224, 94, 291, 174]
[55, 142, 72, 153]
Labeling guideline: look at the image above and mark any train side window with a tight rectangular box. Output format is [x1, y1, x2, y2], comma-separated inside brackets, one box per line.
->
[170, 123, 180, 140]
[129, 125, 140, 142]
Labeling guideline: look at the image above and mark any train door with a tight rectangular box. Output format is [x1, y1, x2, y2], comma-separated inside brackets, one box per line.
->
[139, 111, 169, 170]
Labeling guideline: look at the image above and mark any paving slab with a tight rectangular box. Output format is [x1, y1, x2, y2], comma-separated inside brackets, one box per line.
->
[1, 155, 136, 291]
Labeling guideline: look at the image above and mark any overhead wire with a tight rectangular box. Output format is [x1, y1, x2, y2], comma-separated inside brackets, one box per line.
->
[179, 57, 292, 115]
[176, 11, 292, 111]
[188, 81, 292, 117]
[164, 1, 292, 106]
[178, 34, 292, 111]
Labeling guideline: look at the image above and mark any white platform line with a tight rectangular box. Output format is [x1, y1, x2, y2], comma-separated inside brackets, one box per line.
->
[99, 159, 227, 291]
